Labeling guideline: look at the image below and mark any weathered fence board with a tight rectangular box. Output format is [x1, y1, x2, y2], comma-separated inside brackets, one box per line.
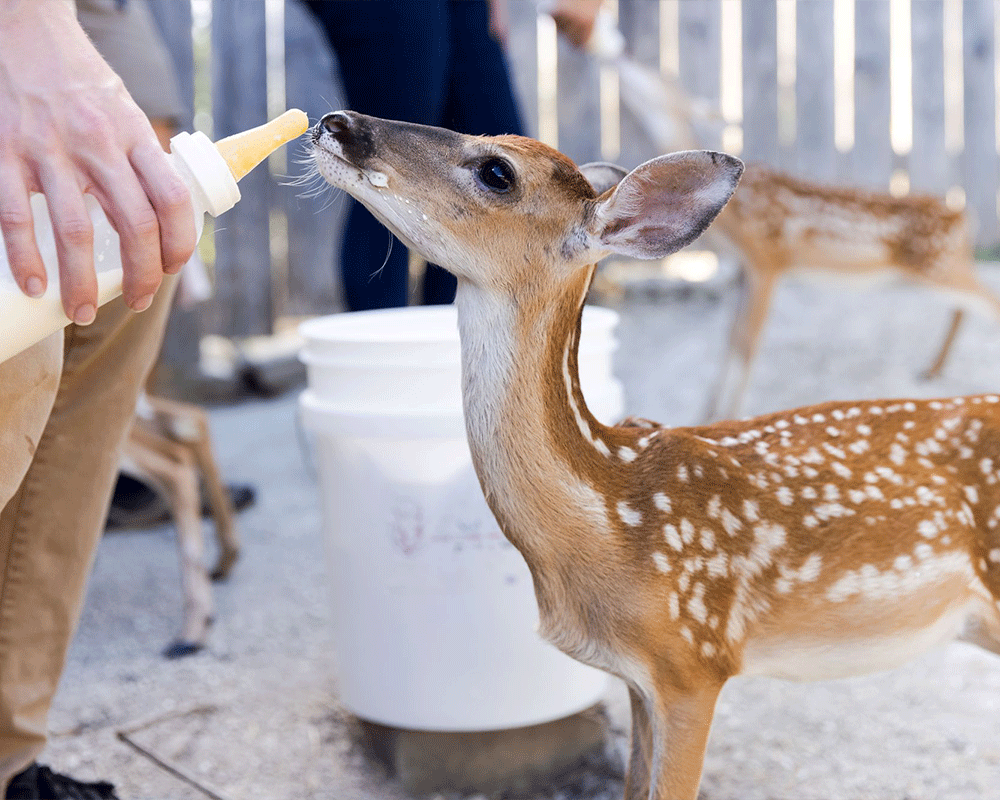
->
[962, 0, 999, 244]
[506, 0, 540, 140]
[283, 0, 344, 316]
[619, 0, 662, 168]
[678, 0, 722, 151]
[556, 26, 601, 165]
[909, 0, 949, 195]
[742, 0, 779, 166]
[210, 0, 272, 336]
[795, 0, 836, 181]
[146, 0, 202, 379]
[852, 0, 893, 190]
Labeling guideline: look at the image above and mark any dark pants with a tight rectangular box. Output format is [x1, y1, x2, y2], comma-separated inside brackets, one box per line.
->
[306, 0, 525, 309]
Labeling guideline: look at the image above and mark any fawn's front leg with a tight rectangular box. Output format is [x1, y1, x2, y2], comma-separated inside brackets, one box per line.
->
[647, 681, 724, 800]
[625, 686, 653, 800]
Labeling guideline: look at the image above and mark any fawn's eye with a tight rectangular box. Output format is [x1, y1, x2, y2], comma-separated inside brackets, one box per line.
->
[477, 158, 516, 193]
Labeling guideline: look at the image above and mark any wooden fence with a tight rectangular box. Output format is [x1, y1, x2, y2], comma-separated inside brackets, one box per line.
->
[144, 0, 1000, 343]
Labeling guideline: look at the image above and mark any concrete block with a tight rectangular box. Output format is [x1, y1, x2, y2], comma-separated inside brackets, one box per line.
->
[358, 705, 610, 796]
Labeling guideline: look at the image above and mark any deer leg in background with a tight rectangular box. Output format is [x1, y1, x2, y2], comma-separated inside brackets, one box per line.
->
[921, 309, 965, 381]
[920, 268, 1000, 380]
[647, 682, 724, 800]
[126, 426, 214, 657]
[144, 395, 242, 581]
[705, 266, 778, 422]
[190, 422, 240, 581]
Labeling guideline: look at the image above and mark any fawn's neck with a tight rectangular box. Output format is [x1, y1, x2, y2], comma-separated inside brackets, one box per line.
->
[454, 268, 633, 594]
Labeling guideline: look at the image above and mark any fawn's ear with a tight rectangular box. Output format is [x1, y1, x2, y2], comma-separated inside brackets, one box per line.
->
[579, 162, 629, 196]
[586, 150, 743, 260]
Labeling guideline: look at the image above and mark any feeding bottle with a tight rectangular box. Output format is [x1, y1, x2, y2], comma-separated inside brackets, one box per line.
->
[0, 108, 310, 364]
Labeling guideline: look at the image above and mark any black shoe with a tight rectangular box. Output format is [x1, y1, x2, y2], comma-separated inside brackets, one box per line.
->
[5, 763, 118, 800]
[105, 473, 257, 530]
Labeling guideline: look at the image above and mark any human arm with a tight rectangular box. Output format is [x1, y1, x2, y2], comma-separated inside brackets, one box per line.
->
[0, 0, 196, 324]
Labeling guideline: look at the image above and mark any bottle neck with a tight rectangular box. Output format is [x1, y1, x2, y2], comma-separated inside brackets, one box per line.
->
[168, 131, 241, 219]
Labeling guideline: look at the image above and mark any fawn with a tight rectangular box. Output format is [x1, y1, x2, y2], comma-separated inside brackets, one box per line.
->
[312, 111, 1000, 800]
[607, 56, 1000, 422]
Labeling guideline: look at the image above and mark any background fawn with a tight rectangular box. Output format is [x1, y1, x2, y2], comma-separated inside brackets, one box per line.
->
[608, 57, 1000, 422]
[312, 110, 1000, 800]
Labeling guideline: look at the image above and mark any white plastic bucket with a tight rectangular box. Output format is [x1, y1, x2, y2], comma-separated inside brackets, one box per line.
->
[300, 305, 621, 731]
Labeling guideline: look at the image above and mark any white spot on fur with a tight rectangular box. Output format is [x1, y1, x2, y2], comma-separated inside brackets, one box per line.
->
[669, 592, 680, 619]
[651, 551, 672, 574]
[701, 528, 716, 551]
[742, 499, 760, 522]
[617, 501, 642, 527]
[664, 523, 683, 551]
[618, 446, 637, 462]
[687, 583, 708, 624]
[706, 495, 721, 519]
[721, 508, 742, 536]
[776, 486, 794, 506]
[653, 492, 672, 513]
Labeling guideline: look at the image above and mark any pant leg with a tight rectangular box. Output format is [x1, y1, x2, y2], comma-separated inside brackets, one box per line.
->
[422, 0, 526, 305]
[305, 0, 450, 310]
[0, 277, 178, 787]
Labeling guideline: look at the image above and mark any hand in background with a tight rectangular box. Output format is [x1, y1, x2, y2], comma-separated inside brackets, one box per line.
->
[487, 0, 509, 45]
[549, 0, 603, 50]
[0, 0, 195, 324]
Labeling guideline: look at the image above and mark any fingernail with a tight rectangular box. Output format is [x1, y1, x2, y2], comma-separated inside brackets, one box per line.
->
[132, 293, 154, 312]
[74, 304, 96, 326]
[25, 277, 44, 298]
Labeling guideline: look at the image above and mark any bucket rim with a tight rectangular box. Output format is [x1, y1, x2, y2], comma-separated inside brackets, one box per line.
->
[298, 304, 620, 346]
[299, 390, 468, 439]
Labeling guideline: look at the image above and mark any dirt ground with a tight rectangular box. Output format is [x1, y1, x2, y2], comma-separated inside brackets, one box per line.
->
[44, 265, 1000, 799]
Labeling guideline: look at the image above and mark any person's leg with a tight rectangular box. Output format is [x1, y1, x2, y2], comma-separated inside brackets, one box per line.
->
[0, 279, 178, 788]
[0, 336, 62, 783]
[305, 1, 450, 309]
[419, 0, 527, 306]
[0, 0, 186, 785]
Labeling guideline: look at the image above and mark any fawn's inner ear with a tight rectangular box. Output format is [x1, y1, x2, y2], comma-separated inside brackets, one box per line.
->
[588, 150, 743, 261]
[579, 162, 629, 196]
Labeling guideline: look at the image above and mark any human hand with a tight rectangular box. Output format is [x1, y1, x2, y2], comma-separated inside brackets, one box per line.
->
[549, 0, 603, 50]
[0, 0, 196, 324]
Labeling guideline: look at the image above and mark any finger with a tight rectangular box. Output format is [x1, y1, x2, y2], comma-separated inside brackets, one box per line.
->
[129, 140, 196, 277]
[0, 163, 46, 298]
[87, 154, 166, 311]
[37, 163, 97, 325]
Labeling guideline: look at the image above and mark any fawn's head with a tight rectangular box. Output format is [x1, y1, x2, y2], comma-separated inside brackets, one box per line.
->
[312, 111, 742, 293]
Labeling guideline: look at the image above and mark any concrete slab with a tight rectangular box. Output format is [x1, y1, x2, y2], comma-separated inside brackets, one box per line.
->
[38, 270, 1000, 798]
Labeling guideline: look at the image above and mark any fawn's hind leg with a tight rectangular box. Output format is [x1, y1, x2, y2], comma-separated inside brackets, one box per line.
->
[921, 309, 964, 380]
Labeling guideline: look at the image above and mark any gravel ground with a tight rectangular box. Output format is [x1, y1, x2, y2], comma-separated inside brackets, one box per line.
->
[44, 265, 1000, 799]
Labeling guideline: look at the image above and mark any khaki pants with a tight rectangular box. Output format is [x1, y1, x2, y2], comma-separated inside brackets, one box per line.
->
[0, 278, 177, 785]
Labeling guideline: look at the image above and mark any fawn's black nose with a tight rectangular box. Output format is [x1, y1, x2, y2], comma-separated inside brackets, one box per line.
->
[316, 111, 376, 165]
[321, 111, 352, 136]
